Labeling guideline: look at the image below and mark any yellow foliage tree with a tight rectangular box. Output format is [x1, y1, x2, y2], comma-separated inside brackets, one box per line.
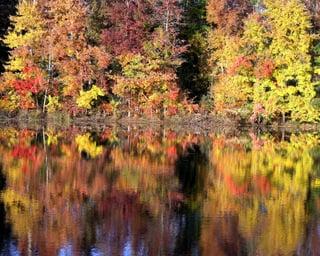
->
[209, 0, 319, 122]
[1, 0, 46, 110]
[3, 0, 45, 72]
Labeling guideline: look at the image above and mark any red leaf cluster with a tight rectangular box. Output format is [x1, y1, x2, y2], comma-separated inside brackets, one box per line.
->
[168, 89, 179, 101]
[166, 146, 177, 161]
[166, 105, 178, 116]
[102, 0, 153, 55]
[207, 0, 253, 34]
[228, 55, 253, 75]
[102, 0, 182, 56]
[12, 145, 37, 161]
[13, 79, 42, 94]
[225, 175, 248, 196]
[12, 65, 45, 95]
[254, 59, 275, 79]
[253, 175, 271, 194]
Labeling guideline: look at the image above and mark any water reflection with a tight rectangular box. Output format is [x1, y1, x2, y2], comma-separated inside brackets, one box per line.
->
[0, 127, 319, 255]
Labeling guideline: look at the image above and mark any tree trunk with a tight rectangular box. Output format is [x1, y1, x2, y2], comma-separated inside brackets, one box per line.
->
[43, 88, 48, 113]
[128, 98, 131, 118]
[282, 112, 286, 124]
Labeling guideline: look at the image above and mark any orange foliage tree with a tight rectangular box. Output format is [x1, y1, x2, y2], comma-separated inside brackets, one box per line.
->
[43, 0, 110, 113]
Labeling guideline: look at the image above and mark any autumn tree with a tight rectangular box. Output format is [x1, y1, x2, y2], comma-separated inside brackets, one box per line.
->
[101, 0, 154, 56]
[209, 0, 319, 122]
[305, 0, 320, 108]
[206, 0, 253, 34]
[206, 0, 254, 115]
[1, 0, 110, 114]
[1, 0, 46, 110]
[103, 0, 187, 117]
[254, 0, 318, 122]
[43, 0, 109, 113]
[112, 29, 184, 117]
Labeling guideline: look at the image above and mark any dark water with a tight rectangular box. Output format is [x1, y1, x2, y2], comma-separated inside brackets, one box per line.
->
[0, 127, 319, 255]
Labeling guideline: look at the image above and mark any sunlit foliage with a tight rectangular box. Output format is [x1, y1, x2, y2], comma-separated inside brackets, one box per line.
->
[0, 0, 319, 122]
[1, 0, 46, 110]
[208, 0, 320, 122]
[76, 85, 105, 110]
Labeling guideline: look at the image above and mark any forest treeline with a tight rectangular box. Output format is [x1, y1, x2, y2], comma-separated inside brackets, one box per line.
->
[0, 0, 319, 123]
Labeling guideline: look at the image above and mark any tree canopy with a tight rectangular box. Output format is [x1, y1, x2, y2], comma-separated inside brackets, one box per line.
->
[0, 0, 319, 123]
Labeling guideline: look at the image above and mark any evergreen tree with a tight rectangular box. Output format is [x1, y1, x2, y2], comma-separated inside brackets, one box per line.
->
[177, 0, 210, 102]
[0, 0, 18, 73]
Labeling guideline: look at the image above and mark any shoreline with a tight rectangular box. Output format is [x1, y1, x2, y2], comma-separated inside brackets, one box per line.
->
[0, 111, 319, 133]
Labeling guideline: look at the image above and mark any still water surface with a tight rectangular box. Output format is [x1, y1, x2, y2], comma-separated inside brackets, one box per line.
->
[0, 127, 319, 255]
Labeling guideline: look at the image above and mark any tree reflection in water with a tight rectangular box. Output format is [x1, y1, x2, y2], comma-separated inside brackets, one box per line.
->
[0, 127, 319, 255]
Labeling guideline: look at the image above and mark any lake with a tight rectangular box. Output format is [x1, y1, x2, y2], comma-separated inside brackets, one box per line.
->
[0, 126, 319, 255]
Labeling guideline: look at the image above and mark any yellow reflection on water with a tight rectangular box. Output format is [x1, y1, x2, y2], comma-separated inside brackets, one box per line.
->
[0, 128, 319, 255]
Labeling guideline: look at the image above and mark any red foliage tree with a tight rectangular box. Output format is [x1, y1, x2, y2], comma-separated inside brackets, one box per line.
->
[12, 65, 45, 95]
[102, 0, 154, 55]
[207, 0, 253, 34]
